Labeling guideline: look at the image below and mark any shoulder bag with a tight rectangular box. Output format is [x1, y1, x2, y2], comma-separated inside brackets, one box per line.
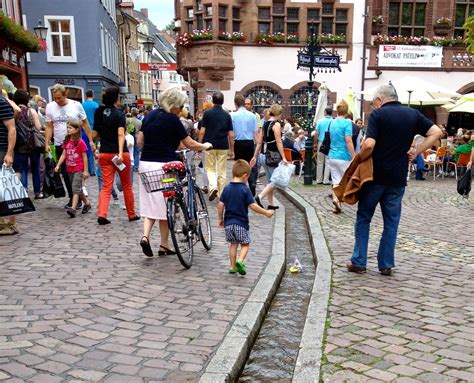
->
[264, 121, 281, 167]
[27, 109, 45, 152]
[319, 120, 333, 155]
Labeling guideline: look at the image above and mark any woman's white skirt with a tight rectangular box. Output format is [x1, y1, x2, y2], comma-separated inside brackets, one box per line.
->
[329, 158, 351, 186]
[139, 161, 167, 220]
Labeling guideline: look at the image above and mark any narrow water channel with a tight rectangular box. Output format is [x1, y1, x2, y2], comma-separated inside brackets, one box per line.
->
[239, 197, 315, 382]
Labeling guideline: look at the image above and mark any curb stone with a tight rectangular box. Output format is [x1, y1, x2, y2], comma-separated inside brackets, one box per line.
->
[282, 188, 332, 383]
[199, 199, 286, 383]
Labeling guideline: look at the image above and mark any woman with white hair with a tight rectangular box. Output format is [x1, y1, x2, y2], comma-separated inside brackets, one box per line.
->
[137, 87, 212, 258]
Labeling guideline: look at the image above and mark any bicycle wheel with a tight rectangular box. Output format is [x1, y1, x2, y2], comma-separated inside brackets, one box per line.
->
[195, 187, 212, 250]
[167, 197, 194, 269]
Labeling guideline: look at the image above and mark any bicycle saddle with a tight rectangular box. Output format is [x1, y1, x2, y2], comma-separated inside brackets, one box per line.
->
[163, 161, 186, 175]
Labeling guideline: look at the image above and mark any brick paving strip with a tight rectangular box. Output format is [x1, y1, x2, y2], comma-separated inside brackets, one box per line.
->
[292, 179, 474, 383]
[0, 177, 274, 382]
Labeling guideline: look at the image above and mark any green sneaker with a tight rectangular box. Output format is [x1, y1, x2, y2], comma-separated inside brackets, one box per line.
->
[236, 260, 246, 275]
[229, 267, 238, 274]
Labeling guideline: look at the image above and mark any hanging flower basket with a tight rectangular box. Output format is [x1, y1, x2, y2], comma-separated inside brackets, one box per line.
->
[433, 24, 451, 36]
[0, 11, 44, 52]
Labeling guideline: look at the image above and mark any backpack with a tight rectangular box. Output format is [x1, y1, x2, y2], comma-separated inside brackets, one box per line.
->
[15, 107, 33, 152]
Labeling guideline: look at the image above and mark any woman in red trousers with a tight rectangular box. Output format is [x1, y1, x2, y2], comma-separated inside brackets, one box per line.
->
[94, 86, 139, 225]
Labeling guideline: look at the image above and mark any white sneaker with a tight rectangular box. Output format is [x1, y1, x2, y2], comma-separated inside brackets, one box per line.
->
[113, 198, 119, 205]
[82, 186, 88, 197]
[450, 171, 455, 177]
[121, 203, 126, 210]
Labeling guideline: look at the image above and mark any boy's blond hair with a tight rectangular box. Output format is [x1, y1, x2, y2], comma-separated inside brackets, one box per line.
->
[232, 159, 251, 178]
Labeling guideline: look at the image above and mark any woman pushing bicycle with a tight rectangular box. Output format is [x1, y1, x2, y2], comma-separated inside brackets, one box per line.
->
[137, 87, 212, 258]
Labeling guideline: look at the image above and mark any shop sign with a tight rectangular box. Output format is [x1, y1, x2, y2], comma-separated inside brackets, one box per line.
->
[378, 45, 443, 68]
[87, 79, 100, 84]
[55, 79, 75, 85]
[10, 51, 17, 66]
[139, 63, 177, 71]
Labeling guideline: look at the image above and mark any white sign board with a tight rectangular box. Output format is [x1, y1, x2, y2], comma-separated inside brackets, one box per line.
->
[378, 45, 443, 68]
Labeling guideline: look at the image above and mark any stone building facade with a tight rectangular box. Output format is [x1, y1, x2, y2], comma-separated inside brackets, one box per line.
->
[175, 0, 473, 128]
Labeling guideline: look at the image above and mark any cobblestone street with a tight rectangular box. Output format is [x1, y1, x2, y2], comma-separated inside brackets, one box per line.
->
[0, 178, 272, 382]
[293, 177, 474, 382]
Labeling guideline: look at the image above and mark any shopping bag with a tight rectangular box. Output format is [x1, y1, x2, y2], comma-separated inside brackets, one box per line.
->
[43, 156, 66, 198]
[457, 168, 471, 198]
[0, 165, 36, 217]
[270, 162, 295, 189]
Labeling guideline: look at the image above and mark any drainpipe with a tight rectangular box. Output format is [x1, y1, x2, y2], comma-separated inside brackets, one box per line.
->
[360, 0, 369, 118]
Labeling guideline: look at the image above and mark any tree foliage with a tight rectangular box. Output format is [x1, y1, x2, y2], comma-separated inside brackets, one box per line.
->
[165, 20, 175, 35]
[464, 16, 474, 54]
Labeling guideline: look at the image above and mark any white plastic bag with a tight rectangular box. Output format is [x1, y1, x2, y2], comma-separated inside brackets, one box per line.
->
[270, 162, 295, 189]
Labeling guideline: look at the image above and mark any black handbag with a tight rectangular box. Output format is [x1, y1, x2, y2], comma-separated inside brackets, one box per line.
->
[319, 121, 333, 155]
[264, 121, 281, 167]
[457, 168, 471, 198]
[43, 156, 66, 198]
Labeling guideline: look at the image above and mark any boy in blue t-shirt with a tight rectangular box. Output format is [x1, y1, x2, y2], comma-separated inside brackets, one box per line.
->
[218, 160, 274, 275]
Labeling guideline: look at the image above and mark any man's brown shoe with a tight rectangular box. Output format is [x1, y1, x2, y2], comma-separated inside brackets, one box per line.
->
[380, 268, 392, 276]
[346, 262, 366, 274]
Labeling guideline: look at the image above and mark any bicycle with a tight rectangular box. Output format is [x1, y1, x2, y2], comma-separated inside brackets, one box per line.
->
[139, 149, 212, 269]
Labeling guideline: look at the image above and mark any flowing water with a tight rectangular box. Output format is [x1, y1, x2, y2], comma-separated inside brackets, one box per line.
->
[239, 196, 316, 382]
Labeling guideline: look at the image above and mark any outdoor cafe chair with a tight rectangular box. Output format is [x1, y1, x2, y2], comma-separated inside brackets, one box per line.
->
[447, 152, 471, 180]
[424, 147, 447, 180]
[283, 148, 305, 178]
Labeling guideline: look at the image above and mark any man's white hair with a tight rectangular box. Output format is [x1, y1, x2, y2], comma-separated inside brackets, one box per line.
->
[373, 84, 398, 101]
[159, 87, 188, 113]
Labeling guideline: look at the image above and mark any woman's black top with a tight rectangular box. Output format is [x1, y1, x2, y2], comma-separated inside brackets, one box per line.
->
[140, 109, 188, 163]
[262, 120, 278, 152]
[94, 105, 128, 154]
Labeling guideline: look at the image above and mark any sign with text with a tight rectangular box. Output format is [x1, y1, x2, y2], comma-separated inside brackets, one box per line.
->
[139, 63, 177, 71]
[298, 53, 340, 68]
[378, 45, 443, 68]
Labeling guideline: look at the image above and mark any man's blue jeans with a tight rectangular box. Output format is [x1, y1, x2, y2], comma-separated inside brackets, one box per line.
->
[351, 183, 405, 270]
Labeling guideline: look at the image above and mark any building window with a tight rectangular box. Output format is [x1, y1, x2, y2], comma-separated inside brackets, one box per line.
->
[287, 23, 299, 34]
[273, 17, 284, 33]
[100, 23, 119, 75]
[196, 0, 202, 12]
[219, 5, 227, 18]
[322, 3, 333, 15]
[273, 0, 285, 15]
[258, 8, 270, 20]
[186, 7, 194, 18]
[233, 21, 240, 32]
[206, 20, 212, 30]
[258, 22, 270, 34]
[197, 14, 203, 30]
[233, 7, 240, 20]
[219, 19, 226, 32]
[187, 22, 193, 33]
[205, 5, 212, 16]
[289, 87, 319, 120]
[455, 1, 474, 37]
[287, 8, 299, 21]
[307, 9, 320, 22]
[45, 15, 77, 63]
[388, 1, 427, 37]
[244, 86, 283, 117]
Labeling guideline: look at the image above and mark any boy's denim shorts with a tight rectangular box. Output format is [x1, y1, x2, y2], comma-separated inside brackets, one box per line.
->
[224, 224, 251, 244]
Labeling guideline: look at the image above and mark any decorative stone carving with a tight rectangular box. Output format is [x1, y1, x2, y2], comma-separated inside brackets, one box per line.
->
[209, 72, 224, 82]
[216, 45, 231, 57]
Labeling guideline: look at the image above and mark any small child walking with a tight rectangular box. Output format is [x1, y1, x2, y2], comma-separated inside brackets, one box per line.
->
[218, 160, 274, 275]
[55, 119, 92, 217]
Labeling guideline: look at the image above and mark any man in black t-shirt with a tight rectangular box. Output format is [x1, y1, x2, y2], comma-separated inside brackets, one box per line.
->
[347, 85, 442, 276]
[198, 92, 234, 201]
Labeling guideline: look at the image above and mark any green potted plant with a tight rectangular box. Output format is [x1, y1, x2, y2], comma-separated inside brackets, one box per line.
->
[0, 11, 43, 52]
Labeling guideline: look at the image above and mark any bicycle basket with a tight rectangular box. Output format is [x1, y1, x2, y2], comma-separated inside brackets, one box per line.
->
[139, 169, 179, 193]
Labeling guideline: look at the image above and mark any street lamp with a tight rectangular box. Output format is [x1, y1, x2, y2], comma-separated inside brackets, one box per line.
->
[407, 90, 413, 108]
[297, 23, 342, 185]
[142, 37, 154, 58]
[33, 20, 48, 40]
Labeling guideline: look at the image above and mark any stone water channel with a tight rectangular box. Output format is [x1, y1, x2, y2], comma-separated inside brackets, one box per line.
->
[239, 195, 316, 382]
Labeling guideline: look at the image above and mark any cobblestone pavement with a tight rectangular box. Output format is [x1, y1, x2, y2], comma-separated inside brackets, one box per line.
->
[293, 177, 474, 383]
[0, 168, 272, 382]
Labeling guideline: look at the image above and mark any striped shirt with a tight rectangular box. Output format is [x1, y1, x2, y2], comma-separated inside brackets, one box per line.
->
[0, 96, 14, 151]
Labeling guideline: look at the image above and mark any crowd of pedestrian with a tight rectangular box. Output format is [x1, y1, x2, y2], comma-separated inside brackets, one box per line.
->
[1, 82, 471, 279]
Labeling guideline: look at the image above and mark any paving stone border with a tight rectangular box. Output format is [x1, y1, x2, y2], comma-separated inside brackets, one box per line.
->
[282, 187, 333, 383]
[199, 200, 286, 383]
